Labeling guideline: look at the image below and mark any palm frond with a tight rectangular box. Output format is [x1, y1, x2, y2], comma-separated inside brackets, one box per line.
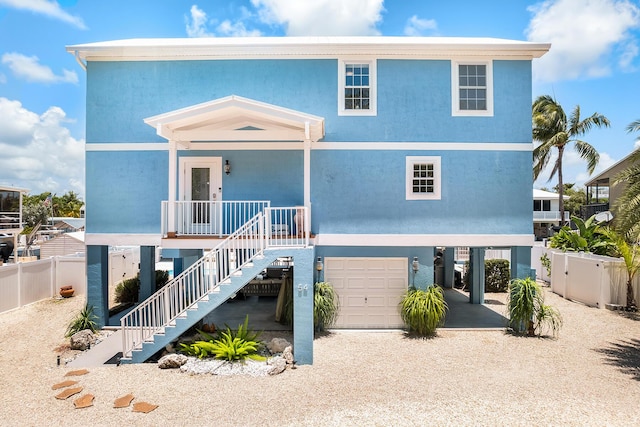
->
[573, 140, 600, 174]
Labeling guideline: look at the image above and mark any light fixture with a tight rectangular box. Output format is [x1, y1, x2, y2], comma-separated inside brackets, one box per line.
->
[316, 257, 323, 271]
[412, 257, 419, 287]
[224, 159, 231, 175]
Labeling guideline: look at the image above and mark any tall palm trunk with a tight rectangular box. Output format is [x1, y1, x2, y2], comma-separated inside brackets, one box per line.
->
[557, 146, 566, 225]
[626, 279, 637, 310]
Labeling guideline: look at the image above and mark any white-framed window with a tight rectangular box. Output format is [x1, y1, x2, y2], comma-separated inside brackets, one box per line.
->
[451, 60, 493, 117]
[406, 156, 441, 200]
[338, 59, 377, 116]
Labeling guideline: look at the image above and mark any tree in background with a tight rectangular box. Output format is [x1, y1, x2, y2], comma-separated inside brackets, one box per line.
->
[541, 183, 587, 218]
[613, 119, 640, 237]
[22, 191, 84, 227]
[532, 95, 610, 225]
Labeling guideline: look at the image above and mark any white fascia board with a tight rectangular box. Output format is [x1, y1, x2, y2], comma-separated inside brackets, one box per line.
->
[67, 37, 551, 62]
[314, 234, 535, 247]
[85, 233, 162, 246]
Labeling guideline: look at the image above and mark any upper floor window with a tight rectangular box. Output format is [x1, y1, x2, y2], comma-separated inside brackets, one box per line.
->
[338, 59, 377, 116]
[534, 200, 551, 211]
[406, 156, 441, 200]
[451, 60, 493, 117]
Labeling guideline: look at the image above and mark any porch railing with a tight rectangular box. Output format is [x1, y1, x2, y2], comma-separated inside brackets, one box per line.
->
[121, 206, 309, 359]
[161, 200, 270, 237]
[533, 211, 570, 221]
[0, 211, 21, 230]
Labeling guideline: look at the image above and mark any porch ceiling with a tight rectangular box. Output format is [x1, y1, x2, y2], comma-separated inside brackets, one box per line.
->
[144, 95, 325, 143]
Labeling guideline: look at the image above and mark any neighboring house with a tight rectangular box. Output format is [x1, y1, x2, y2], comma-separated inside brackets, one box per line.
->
[583, 150, 636, 220]
[51, 217, 85, 233]
[40, 231, 85, 258]
[0, 185, 28, 263]
[533, 189, 569, 240]
[67, 36, 550, 364]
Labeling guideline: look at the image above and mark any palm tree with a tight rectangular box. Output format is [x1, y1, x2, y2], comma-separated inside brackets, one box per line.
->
[532, 95, 610, 224]
[613, 119, 640, 237]
[601, 228, 638, 311]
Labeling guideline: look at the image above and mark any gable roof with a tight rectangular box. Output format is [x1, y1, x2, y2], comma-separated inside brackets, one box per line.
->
[66, 36, 550, 62]
[584, 149, 640, 186]
[144, 95, 325, 142]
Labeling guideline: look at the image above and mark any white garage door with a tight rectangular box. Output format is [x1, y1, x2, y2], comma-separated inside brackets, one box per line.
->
[324, 257, 408, 328]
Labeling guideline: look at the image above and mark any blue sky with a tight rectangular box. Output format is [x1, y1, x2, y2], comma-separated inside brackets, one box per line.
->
[0, 0, 639, 198]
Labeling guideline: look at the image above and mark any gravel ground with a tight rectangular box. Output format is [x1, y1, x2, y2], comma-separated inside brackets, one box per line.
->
[0, 289, 639, 426]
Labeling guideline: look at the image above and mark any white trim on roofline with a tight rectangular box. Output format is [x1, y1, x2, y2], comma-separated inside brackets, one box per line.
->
[85, 141, 532, 152]
[314, 234, 534, 247]
[66, 37, 550, 62]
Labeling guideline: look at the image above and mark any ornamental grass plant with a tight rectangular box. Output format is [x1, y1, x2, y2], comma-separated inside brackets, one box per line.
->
[400, 285, 448, 337]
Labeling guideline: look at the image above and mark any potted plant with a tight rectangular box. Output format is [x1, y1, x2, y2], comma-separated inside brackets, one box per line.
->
[399, 285, 448, 337]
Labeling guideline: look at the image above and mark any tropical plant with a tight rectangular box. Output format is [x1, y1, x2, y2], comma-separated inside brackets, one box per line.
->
[179, 316, 264, 361]
[549, 215, 616, 255]
[507, 277, 562, 337]
[399, 285, 448, 337]
[314, 281, 339, 332]
[484, 259, 510, 292]
[540, 253, 551, 277]
[600, 228, 639, 311]
[65, 304, 99, 337]
[532, 95, 610, 225]
[612, 146, 640, 238]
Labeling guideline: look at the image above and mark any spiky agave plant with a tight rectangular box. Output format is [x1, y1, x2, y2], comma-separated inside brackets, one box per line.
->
[65, 304, 99, 337]
[400, 285, 448, 337]
[314, 282, 339, 332]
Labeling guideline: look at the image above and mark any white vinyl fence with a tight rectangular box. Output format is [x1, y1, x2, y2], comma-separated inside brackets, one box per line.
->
[0, 247, 139, 315]
[532, 245, 640, 309]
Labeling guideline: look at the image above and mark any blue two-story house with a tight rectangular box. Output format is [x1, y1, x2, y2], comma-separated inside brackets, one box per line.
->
[67, 37, 549, 364]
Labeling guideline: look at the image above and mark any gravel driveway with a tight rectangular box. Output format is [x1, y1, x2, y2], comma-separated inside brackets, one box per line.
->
[0, 288, 638, 426]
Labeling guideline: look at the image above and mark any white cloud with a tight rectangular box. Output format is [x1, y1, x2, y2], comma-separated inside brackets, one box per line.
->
[251, 0, 384, 36]
[186, 4, 262, 37]
[1, 52, 78, 84]
[527, 0, 640, 82]
[0, 0, 86, 29]
[185, 4, 214, 37]
[0, 98, 84, 196]
[404, 15, 438, 36]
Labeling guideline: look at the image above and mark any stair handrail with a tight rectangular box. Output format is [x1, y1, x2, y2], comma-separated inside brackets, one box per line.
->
[121, 212, 265, 358]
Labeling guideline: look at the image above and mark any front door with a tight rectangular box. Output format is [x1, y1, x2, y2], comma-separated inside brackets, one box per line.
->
[180, 157, 222, 234]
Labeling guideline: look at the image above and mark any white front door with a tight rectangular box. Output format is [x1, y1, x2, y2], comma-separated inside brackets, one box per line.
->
[180, 157, 223, 234]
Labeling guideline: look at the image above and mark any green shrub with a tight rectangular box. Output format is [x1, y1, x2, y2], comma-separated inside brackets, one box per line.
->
[179, 315, 265, 361]
[66, 304, 99, 337]
[484, 259, 510, 292]
[540, 253, 551, 277]
[507, 277, 562, 337]
[314, 282, 339, 332]
[400, 286, 448, 337]
[462, 259, 510, 292]
[114, 270, 170, 304]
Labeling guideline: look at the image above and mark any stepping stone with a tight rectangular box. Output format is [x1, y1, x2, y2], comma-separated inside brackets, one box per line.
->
[55, 386, 83, 400]
[65, 369, 89, 377]
[52, 380, 78, 390]
[132, 402, 158, 413]
[74, 394, 95, 409]
[113, 393, 134, 408]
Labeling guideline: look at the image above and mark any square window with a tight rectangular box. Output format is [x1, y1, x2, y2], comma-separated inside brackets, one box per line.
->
[407, 156, 441, 200]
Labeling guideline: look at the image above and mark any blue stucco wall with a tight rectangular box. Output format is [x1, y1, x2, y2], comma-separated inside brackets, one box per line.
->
[85, 57, 533, 235]
[85, 151, 167, 233]
[86, 59, 531, 144]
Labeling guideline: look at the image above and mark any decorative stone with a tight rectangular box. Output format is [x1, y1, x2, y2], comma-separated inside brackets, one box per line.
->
[70, 330, 95, 351]
[158, 353, 188, 369]
[132, 402, 158, 413]
[282, 346, 294, 365]
[267, 337, 291, 354]
[55, 386, 83, 400]
[65, 368, 89, 377]
[52, 380, 78, 390]
[73, 394, 94, 409]
[114, 393, 134, 408]
[267, 358, 287, 376]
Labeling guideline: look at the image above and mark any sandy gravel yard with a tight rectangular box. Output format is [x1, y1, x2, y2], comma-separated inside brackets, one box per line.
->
[0, 289, 638, 426]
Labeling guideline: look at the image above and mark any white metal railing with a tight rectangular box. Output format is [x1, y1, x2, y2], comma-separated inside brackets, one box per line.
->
[0, 211, 21, 230]
[533, 211, 570, 221]
[161, 200, 270, 237]
[121, 206, 309, 359]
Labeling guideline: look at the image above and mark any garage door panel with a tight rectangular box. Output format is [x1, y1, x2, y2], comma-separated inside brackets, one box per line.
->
[327, 257, 408, 329]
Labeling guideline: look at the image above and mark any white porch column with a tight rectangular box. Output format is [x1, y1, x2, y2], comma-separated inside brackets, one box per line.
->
[168, 140, 177, 235]
[303, 138, 311, 209]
